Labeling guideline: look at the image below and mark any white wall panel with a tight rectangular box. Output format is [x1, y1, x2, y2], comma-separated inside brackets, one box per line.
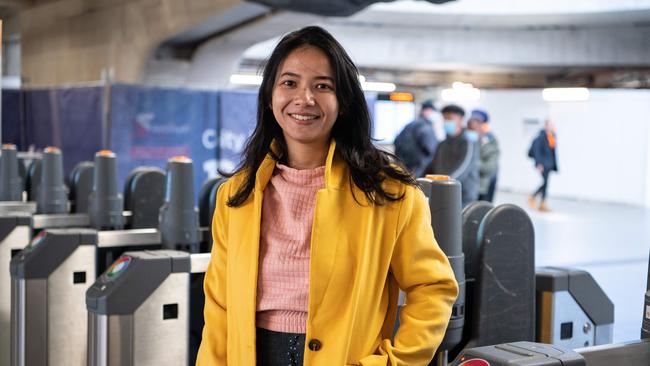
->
[480, 89, 650, 207]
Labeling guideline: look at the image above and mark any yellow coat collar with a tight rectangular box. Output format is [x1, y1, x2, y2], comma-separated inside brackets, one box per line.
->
[254, 139, 346, 192]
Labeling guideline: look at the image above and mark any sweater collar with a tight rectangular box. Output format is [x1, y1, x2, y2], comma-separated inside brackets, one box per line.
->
[255, 139, 346, 192]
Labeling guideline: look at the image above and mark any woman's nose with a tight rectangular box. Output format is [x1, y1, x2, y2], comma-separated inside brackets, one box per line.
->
[294, 87, 315, 106]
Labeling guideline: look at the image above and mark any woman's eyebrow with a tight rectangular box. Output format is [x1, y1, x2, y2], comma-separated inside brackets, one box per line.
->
[279, 71, 300, 78]
[314, 76, 335, 83]
[278, 72, 334, 83]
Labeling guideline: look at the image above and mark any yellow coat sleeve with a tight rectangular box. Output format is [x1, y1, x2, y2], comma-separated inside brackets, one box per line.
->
[366, 186, 459, 366]
[196, 182, 230, 365]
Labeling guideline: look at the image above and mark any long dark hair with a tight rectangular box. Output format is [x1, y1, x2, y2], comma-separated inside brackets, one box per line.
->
[224, 26, 417, 207]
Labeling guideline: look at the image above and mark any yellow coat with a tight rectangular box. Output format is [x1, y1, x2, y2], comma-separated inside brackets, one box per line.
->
[197, 141, 458, 366]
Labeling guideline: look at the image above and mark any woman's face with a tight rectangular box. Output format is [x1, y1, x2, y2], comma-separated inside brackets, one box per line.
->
[271, 45, 339, 150]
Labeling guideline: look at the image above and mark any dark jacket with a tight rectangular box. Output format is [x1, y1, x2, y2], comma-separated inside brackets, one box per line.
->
[394, 117, 438, 177]
[424, 130, 480, 206]
[529, 130, 558, 172]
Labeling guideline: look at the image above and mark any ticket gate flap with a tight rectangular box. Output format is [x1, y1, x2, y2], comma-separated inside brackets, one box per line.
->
[86, 250, 190, 315]
[10, 228, 98, 279]
[69, 161, 94, 214]
[31, 212, 90, 229]
[461, 201, 494, 281]
[469, 204, 536, 347]
[123, 167, 165, 230]
[26, 158, 41, 202]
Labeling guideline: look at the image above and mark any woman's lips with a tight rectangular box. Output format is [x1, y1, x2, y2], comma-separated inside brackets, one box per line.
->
[289, 113, 320, 124]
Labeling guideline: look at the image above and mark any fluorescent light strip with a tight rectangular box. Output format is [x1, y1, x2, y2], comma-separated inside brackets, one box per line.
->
[361, 81, 396, 92]
[542, 88, 590, 102]
[230, 74, 263, 86]
[441, 87, 481, 102]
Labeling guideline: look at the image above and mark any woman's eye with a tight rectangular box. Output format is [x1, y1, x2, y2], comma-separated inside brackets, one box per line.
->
[281, 80, 296, 87]
[316, 83, 333, 90]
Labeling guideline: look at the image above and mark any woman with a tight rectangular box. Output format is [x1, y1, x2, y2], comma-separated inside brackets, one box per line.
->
[197, 26, 458, 366]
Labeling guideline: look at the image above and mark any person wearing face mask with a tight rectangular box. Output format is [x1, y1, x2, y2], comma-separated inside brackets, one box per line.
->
[424, 104, 480, 206]
[394, 100, 439, 177]
[467, 109, 500, 202]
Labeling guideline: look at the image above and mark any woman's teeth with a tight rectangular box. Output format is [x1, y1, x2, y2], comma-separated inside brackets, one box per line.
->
[291, 114, 318, 121]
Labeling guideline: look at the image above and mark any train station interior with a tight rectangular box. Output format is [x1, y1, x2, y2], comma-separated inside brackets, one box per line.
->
[1, 0, 649, 365]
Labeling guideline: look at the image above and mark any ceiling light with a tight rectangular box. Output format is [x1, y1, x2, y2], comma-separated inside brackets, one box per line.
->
[441, 86, 481, 102]
[361, 81, 396, 92]
[452, 81, 473, 89]
[229, 74, 263, 86]
[542, 88, 590, 102]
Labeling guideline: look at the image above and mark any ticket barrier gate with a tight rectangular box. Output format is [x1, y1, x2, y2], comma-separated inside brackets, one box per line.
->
[437, 200, 615, 366]
[452, 251, 650, 366]
[0, 144, 89, 214]
[83, 173, 224, 366]
[438, 201, 613, 365]
[416, 176, 466, 365]
[535, 267, 614, 349]
[460, 201, 536, 350]
[0, 145, 36, 214]
[422, 198, 535, 366]
[3, 150, 165, 366]
[9, 156, 201, 366]
[10, 228, 162, 366]
[1, 147, 90, 366]
[86, 250, 211, 366]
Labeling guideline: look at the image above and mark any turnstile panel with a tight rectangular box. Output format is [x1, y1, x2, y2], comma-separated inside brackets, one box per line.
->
[87, 250, 194, 366]
[49, 245, 97, 365]
[10, 229, 97, 366]
[134, 273, 189, 366]
[0, 214, 31, 366]
[10, 229, 161, 366]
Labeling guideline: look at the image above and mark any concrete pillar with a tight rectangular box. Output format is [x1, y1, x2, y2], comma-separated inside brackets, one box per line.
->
[20, 0, 246, 87]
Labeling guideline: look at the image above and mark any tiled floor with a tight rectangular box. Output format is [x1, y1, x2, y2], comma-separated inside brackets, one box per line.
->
[494, 191, 650, 343]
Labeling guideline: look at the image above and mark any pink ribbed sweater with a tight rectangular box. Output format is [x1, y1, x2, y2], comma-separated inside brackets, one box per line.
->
[256, 163, 325, 334]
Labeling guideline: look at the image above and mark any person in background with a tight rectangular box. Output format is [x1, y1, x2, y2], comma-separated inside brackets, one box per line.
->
[424, 104, 479, 207]
[394, 100, 438, 177]
[528, 119, 558, 212]
[197, 26, 458, 366]
[467, 109, 500, 202]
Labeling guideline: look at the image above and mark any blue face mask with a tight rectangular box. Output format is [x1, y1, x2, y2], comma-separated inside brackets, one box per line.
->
[443, 121, 457, 135]
[465, 130, 479, 143]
